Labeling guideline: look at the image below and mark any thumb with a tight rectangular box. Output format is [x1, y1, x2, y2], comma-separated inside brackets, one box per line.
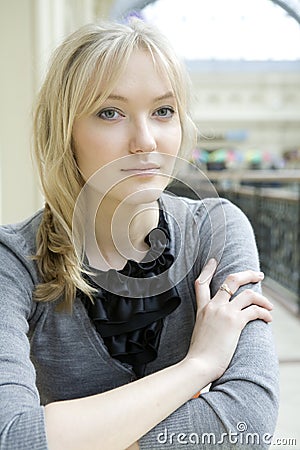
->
[194, 258, 217, 311]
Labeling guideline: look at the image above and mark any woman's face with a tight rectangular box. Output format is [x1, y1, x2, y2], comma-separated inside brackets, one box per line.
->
[72, 49, 182, 204]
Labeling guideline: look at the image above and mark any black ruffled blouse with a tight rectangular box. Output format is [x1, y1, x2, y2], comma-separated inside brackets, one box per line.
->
[80, 209, 181, 378]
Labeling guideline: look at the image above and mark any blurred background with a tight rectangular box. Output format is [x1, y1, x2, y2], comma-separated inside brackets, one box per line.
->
[0, 0, 300, 447]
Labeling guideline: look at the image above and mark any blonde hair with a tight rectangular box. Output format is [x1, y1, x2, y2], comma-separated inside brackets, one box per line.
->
[33, 18, 197, 310]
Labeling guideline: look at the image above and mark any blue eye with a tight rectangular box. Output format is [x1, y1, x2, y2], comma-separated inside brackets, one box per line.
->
[154, 107, 175, 118]
[97, 109, 123, 120]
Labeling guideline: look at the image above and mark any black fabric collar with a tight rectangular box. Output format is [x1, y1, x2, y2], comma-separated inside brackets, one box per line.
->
[79, 206, 181, 378]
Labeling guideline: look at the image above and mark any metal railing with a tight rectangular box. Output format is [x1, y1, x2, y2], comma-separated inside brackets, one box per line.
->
[168, 170, 300, 314]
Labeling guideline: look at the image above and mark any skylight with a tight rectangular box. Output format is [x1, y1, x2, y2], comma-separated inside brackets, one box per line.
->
[142, 0, 300, 60]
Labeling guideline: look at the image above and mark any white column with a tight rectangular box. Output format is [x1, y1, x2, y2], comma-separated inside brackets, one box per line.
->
[0, 0, 41, 225]
[0, 0, 99, 225]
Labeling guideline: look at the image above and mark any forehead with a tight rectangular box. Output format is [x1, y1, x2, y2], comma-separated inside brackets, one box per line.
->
[83, 48, 177, 115]
[115, 50, 174, 98]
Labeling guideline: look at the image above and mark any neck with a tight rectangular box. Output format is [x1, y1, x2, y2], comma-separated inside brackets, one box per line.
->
[84, 192, 159, 271]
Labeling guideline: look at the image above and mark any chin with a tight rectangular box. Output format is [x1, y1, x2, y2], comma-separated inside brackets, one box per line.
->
[112, 186, 164, 206]
[109, 176, 169, 205]
[84, 172, 171, 207]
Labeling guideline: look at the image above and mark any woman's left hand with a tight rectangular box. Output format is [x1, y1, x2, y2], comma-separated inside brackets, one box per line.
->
[186, 260, 273, 381]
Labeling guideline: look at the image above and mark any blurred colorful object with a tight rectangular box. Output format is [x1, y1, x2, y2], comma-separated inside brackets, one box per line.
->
[208, 148, 227, 163]
[245, 149, 262, 164]
[191, 147, 278, 169]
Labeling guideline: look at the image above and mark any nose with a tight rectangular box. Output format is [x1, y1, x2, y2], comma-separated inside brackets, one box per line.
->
[129, 120, 157, 153]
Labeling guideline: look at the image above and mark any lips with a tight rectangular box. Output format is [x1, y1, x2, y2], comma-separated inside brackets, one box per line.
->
[121, 164, 161, 172]
[122, 167, 159, 172]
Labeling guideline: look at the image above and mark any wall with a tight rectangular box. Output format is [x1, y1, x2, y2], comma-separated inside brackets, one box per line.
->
[0, 0, 114, 225]
[189, 61, 300, 166]
[0, 1, 38, 225]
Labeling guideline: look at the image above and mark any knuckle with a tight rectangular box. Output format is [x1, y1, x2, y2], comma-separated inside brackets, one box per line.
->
[241, 315, 249, 328]
[250, 269, 260, 277]
[225, 310, 238, 326]
[223, 308, 237, 323]
[243, 288, 254, 297]
[252, 304, 261, 315]
[218, 304, 235, 322]
[251, 305, 266, 320]
[204, 301, 215, 314]
[226, 273, 237, 284]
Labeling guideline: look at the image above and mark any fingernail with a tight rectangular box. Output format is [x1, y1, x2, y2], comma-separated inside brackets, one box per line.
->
[207, 258, 217, 268]
[258, 271, 264, 279]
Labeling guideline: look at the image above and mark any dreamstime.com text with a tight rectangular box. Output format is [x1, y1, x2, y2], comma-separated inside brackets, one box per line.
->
[156, 423, 297, 446]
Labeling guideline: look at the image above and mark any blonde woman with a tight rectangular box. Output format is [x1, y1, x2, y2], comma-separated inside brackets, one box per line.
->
[0, 19, 278, 449]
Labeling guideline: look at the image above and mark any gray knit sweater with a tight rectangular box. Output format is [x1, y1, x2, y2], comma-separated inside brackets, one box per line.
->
[0, 193, 279, 449]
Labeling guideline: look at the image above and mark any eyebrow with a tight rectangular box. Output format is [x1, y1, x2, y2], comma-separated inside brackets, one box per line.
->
[106, 91, 175, 103]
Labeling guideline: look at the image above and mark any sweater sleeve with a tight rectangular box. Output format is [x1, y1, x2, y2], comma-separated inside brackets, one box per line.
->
[0, 230, 48, 449]
[139, 199, 279, 449]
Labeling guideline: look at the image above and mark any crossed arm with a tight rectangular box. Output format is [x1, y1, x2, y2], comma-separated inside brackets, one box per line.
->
[45, 264, 273, 450]
[0, 202, 279, 449]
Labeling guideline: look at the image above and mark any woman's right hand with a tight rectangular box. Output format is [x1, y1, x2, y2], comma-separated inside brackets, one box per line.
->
[186, 259, 273, 383]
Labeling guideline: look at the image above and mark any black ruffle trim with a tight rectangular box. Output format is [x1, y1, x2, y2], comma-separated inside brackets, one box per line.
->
[80, 209, 181, 378]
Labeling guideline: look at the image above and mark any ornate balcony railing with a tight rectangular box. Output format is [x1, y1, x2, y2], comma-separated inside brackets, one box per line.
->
[167, 170, 300, 314]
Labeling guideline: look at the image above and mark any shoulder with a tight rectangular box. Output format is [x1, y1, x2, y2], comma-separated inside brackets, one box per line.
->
[160, 192, 255, 268]
[0, 209, 43, 249]
[160, 191, 249, 228]
[0, 210, 44, 283]
[161, 190, 237, 211]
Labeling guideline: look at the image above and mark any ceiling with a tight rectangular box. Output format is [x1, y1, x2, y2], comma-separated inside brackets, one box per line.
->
[272, 0, 300, 23]
[109, 0, 300, 24]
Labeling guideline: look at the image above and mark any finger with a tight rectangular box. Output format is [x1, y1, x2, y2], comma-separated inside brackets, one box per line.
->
[230, 290, 273, 311]
[197, 258, 218, 285]
[195, 258, 217, 310]
[214, 270, 264, 303]
[240, 304, 273, 325]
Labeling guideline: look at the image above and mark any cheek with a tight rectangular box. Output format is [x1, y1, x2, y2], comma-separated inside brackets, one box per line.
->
[163, 122, 182, 155]
[74, 127, 103, 157]
[73, 128, 115, 176]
